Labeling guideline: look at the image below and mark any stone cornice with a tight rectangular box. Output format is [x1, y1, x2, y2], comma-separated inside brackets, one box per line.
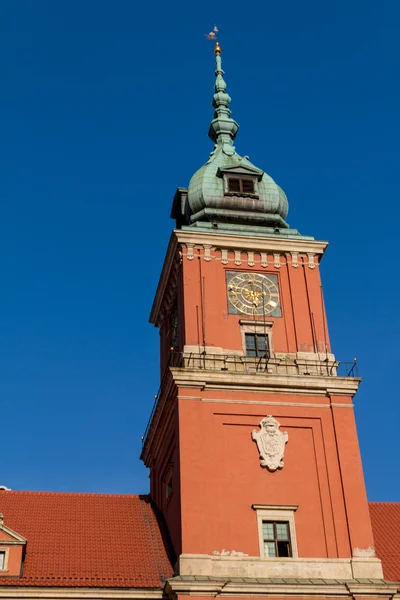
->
[175, 229, 329, 256]
[165, 577, 399, 598]
[170, 368, 361, 397]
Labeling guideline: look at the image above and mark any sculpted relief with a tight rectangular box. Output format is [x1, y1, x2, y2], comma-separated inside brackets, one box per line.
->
[252, 415, 288, 471]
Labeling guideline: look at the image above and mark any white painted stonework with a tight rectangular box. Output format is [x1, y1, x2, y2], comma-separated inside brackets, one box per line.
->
[353, 545, 376, 558]
[210, 550, 248, 557]
[252, 416, 288, 471]
[178, 554, 384, 580]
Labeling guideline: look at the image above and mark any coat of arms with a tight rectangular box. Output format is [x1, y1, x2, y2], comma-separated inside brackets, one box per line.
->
[251, 416, 288, 471]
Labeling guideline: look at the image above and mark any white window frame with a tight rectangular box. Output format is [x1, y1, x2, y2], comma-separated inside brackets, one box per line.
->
[252, 504, 298, 558]
[0, 548, 9, 571]
[240, 320, 274, 357]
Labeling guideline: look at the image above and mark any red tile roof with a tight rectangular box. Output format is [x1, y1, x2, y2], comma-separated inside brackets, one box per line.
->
[0, 492, 398, 588]
[370, 502, 400, 582]
[0, 491, 174, 588]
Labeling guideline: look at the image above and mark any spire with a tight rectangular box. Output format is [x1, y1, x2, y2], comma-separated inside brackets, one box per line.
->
[208, 41, 239, 156]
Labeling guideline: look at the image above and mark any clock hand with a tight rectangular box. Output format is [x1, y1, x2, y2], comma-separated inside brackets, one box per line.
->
[229, 285, 251, 294]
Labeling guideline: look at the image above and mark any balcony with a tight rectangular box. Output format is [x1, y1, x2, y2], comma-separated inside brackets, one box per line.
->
[168, 351, 358, 378]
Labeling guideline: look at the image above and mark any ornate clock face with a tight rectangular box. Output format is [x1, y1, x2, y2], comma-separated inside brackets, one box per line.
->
[226, 271, 281, 317]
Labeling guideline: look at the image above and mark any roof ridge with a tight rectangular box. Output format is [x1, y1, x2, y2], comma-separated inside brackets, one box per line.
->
[0, 490, 151, 498]
[369, 501, 400, 506]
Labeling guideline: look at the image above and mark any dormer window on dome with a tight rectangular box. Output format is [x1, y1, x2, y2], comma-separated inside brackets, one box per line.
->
[227, 177, 255, 195]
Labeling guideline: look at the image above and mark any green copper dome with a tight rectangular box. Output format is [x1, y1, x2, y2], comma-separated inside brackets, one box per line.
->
[171, 42, 299, 235]
[187, 145, 289, 229]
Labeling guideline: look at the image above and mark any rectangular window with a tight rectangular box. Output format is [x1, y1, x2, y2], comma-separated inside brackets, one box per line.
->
[262, 521, 292, 557]
[242, 179, 255, 193]
[245, 333, 270, 358]
[228, 177, 241, 192]
[0, 551, 5, 570]
[227, 178, 255, 194]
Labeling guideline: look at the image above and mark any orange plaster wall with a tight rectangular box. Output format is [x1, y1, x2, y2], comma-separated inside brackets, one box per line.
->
[0, 539, 23, 577]
[150, 400, 182, 557]
[181, 249, 330, 355]
[176, 389, 372, 559]
[151, 240, 372, 563]
[330, 398, 375, 552]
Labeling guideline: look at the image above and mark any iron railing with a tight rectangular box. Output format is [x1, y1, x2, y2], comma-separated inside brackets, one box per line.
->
[168, 351, 358, 378]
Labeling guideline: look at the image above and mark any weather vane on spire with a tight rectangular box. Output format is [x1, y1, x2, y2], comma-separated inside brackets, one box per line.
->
[204, 25, 221, 53]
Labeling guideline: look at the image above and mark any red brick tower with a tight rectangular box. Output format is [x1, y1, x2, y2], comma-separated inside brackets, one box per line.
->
[141, 42, 391, 600]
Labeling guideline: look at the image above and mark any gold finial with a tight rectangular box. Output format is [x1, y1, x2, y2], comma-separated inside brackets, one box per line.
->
[214, 41, 222, 54]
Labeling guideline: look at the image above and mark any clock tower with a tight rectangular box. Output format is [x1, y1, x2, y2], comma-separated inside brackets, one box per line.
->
[141, 42, 389, 600]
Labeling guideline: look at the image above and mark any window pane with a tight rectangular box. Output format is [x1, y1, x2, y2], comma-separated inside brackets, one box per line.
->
[0, 552, 4, 570]
[246, 349, 257, 357]
[276, 522, 289, 540]
[262, 522, 274, 540]
[242, 179, 255, 193]
[256, 335, 266, 350]
[228, 178, 241, 192]
[277, 541, 291, 557]
[245, 334, 256, 349]
[264, 541, 276, 557]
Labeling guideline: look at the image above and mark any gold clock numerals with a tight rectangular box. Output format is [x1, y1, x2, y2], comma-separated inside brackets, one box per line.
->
[227, 272, 281, 316]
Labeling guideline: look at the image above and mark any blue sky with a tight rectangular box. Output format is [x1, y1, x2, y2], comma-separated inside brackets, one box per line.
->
[0, 0, 399, 500]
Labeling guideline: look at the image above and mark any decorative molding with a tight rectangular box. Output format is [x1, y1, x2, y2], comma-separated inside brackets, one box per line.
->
[252, 416, 288, 471]
[186, 243, 194, 260]
[203, 245, 212, 261]
[252, 504, 298, 511]
[169, 368, 362, 397]
[167, 579, 395, 599]
[239, 319, 274, 327]
[174, 229, 329, 256]
[182, 246, 323, 272]
[0, 513, 26, 545]
[307, 252, 316, 269]
[166, 579, 396, 600]
[200, 398, 355, 408]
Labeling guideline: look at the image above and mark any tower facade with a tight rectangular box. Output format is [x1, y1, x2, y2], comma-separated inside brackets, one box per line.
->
[141, 42, 390, 600]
